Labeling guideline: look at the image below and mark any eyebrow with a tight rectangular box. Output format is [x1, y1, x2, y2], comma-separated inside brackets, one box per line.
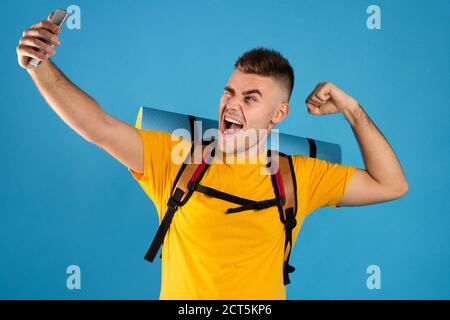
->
[224, 86, 263, 98]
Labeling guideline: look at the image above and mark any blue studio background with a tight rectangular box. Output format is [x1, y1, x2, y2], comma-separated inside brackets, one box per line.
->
[0, 0, 449, 299]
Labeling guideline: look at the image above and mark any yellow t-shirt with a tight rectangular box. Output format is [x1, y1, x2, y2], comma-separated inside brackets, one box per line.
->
[129, 129, 356, 300]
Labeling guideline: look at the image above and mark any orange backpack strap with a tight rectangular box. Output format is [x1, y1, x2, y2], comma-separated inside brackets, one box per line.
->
[269, 150, 298, 285]
[144, 141, 214, 262]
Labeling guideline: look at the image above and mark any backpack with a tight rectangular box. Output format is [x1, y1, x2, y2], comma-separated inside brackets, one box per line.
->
[143, 138, 299, 285]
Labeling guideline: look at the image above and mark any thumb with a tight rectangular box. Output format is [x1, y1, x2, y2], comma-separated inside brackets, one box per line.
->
[47, 12, 54, 21]
[306, 102, 320, 115]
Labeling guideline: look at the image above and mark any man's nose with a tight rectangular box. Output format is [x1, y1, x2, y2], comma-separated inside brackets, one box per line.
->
[226, 96, 241, 110]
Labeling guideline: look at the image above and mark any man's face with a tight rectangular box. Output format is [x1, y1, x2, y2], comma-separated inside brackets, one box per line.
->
[217, 69, 289, 155]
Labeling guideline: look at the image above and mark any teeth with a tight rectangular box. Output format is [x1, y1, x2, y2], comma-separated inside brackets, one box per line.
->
[224, 116, 243, 126]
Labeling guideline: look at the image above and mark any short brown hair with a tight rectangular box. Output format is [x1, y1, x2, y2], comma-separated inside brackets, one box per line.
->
[234, 47, 295, 101]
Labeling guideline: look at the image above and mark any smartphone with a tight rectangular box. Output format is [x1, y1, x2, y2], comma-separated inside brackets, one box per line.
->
[29, 9, 68, 68]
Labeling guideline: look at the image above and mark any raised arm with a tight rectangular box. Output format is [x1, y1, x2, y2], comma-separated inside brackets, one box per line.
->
[305, 82, 409, 207]
[17, 12, 144, 174]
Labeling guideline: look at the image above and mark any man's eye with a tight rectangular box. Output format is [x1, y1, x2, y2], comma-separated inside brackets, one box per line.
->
[245, 96, 256, 102]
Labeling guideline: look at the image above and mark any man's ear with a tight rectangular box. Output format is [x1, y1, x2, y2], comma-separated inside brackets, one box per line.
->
[272, 102, 290, 125]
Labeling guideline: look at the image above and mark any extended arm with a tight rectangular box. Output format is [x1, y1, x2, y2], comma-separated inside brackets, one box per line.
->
[17, 14, 144, 175]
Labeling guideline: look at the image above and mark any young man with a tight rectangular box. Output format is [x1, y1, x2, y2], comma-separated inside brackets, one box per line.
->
[17, 13, 408, 299]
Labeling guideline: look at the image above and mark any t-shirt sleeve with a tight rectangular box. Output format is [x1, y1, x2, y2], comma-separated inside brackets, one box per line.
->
[291, 155, 357, 217]
[128, 129, 190, 210]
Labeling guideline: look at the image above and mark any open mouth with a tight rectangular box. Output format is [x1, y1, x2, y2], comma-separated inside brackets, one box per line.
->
[222, 115, 245, 135]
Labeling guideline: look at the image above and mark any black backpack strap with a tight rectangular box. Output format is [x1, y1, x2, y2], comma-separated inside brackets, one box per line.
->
[144, 140, 215, 262]
[307, 138, 317, 158]
[268, 150, 298, 285]
[144, 187, 185, 262]
[186, 144, 283, 214]
[188, 181, 284, 214]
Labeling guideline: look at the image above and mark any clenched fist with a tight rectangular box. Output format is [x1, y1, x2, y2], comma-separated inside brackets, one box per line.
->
[16, 12, 61, 70]
[305, 82, 359, 115]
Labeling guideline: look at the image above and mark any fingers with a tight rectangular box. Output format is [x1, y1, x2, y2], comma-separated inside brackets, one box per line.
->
[22, 27, 61, 46]
[17, 14, 61, 70]
[16, 44, 49, 62]
[304, 82, 331, 115]
[306, 92, 325, 107]
[31, 20, 61, 35]
[19, 36, 56, 56]
[309, 95, 325, 105]
[305, 101, 320, 115]
[306, 82, 331, 106]
[315, 83, 330, 102]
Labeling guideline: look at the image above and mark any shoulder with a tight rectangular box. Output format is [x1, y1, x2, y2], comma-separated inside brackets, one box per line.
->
[138, 129, 192, 150]
[290, 154, 318, 170]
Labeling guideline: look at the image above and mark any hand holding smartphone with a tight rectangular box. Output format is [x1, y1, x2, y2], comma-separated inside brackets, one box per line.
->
[27, 9, 68, 68]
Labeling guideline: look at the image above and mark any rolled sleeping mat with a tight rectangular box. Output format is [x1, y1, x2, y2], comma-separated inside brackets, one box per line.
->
[134, 106, 342, 163]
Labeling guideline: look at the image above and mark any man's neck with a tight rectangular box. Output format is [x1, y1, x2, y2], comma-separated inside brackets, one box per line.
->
[215, 140, 269, 165]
